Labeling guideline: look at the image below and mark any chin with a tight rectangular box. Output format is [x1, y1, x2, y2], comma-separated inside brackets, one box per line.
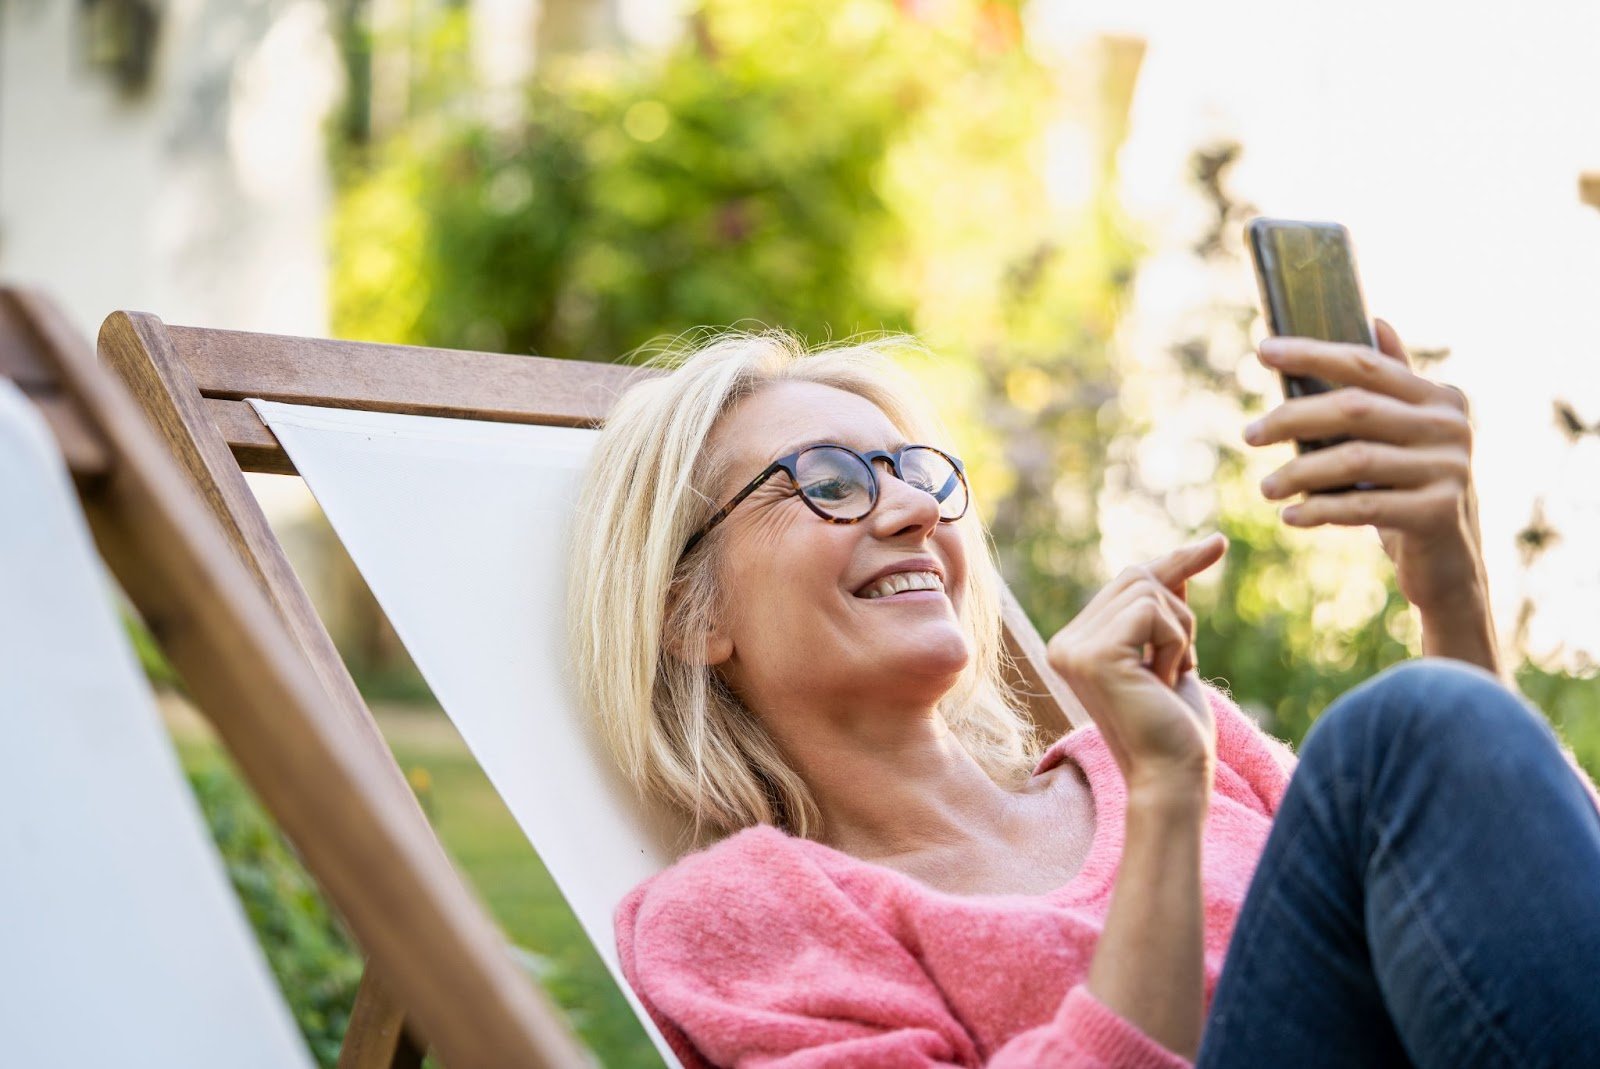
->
[894, 624, 972, 679]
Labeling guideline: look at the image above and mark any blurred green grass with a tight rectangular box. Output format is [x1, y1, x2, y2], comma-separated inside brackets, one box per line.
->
[170, 698, 662, 1069]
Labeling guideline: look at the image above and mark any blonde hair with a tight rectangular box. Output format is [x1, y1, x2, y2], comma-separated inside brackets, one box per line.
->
[566, 329, 1043, 844]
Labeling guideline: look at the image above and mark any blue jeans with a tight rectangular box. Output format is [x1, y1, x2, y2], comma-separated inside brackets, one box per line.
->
[1195, 657, 1600, 1068]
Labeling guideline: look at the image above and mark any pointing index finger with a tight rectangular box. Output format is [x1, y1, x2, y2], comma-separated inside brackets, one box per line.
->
[1148, 533, 1228, 593]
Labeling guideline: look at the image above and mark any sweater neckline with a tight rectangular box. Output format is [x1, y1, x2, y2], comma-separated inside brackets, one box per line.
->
[787, 722, 1124, 907]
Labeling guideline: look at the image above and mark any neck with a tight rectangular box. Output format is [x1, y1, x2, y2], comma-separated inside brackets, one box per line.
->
[761, 693, 1017, 861]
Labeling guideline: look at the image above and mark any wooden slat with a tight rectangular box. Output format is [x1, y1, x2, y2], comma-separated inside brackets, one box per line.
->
[204, 397, 297, 475]
[0, 304, 56, 388]
[13, 291, 588, 1067]
[1000, 586, 1085, 734]
[339, 966, 426, 1069]
[31, 392, 109, 476]
[101, 312, 396, 762]
[1583, 171, 1600, 210]
[169, 324, 653, 426]
[0, 292, 110, 476]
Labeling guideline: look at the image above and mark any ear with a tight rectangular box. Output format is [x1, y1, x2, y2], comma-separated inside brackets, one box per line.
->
[662, 581, 734, 667]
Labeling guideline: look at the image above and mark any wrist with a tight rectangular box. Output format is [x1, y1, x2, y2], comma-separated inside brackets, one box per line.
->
[1417, 597, 1502, 678]
[1127, 774, 1210, 819]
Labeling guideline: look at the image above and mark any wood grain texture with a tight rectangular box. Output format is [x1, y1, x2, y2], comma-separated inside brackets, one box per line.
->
[338, 966, 428, 1069]
[170, 324, 652, 426]
[100, 312, 400, 767]
[9, 294, 590, 1068]
[204, 397, 297, 475]
[999, 585, 1085, 735]
[0, 291, 108, 475]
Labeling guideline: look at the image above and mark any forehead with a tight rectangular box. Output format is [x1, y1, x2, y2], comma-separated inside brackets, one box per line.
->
[712, 379, 905, 472]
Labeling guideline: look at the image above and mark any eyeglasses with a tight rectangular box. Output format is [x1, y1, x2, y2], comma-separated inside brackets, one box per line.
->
[683, 443, 969, 555]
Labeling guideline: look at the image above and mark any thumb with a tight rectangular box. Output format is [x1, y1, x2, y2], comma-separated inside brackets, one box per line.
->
[1373, 317, 1413, 369]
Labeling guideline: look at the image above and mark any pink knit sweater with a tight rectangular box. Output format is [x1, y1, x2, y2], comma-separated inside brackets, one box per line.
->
[616, 681, 1600, 1068]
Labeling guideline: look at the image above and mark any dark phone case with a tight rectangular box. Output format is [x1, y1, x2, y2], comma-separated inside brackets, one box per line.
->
[1246, 218, 1381, 495]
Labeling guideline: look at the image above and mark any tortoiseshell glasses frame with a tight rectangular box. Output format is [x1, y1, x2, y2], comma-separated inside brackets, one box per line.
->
[682, 443, 969, 556]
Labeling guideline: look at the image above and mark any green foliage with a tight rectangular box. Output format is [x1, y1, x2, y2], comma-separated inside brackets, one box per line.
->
[180, 744, 363, 1069]
[383, 721, 660, 1067]
[1514, 663, 1600, 783]
[176, 722, 659, 1069]
[332, 0, 1148, 647]
[122, 604, 180, 691]
[336, 0, 936, 357]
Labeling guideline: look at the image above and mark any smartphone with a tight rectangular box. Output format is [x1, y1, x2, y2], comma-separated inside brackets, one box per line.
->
[1248, 220, 1376, 448]
[1246, 217, 1381, 495]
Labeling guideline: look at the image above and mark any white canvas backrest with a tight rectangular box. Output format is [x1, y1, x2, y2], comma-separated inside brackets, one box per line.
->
[0, 381, 314, 1068]
[250, 399, 689, 1068]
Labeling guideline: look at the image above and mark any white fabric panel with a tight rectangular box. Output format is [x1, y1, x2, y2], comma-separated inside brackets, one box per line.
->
[251, 399, 688, 1067]
[0, 382, 313, 1068]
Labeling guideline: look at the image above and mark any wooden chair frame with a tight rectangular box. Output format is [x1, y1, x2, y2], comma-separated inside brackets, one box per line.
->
[89, 304, 1088, 1066]
[0, 288, 589, 1069]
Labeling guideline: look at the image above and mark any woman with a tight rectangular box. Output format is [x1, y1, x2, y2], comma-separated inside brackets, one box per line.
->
[566, 324, 1600, 1068]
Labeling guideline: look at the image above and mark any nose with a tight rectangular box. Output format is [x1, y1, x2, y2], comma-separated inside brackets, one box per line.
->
[867, 461, 942, 540]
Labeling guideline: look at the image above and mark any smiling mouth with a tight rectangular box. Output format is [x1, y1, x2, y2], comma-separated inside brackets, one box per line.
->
[854, 570, 946, 600]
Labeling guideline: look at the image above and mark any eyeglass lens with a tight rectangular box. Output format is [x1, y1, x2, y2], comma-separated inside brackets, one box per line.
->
[794, 446, 966, 521]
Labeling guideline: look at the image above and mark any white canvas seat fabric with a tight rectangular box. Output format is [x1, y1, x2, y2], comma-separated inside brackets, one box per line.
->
[250, 399, 688, 1068]
[0, 381, 314, 1068]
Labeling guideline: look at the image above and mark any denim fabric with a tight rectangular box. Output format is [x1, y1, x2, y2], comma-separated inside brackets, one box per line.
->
[1195, 657, 1600, 1068]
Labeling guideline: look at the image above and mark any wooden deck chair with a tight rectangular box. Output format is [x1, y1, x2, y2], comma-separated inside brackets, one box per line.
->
[0, 287, 594, 1068]
[95, 307, 1088, 1067]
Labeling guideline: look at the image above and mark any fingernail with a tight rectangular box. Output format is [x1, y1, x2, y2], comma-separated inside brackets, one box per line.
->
[1243, 420, 1264, 443]
[1259, 338, 1286, 356]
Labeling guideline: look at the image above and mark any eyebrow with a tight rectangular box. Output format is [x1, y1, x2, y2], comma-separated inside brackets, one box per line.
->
[769, 437, 913, 462]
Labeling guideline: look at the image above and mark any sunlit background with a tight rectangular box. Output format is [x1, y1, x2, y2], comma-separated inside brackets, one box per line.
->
[7, 1, 1598, 1064]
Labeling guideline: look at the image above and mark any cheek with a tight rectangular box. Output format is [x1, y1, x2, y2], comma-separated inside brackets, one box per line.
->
[940, 529, 972, 612]
[719, 511, 844, 634]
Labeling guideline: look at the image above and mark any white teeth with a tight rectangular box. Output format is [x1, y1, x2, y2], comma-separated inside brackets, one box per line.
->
[858, 571, 944, 600]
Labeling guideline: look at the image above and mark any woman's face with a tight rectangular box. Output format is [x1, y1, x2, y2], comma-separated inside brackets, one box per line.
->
[697, 380, 972, 721]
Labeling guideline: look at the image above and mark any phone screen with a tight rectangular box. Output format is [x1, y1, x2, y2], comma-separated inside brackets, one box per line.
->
[1250, 221, 1374, 358]
[1246, 218, 1378, 490]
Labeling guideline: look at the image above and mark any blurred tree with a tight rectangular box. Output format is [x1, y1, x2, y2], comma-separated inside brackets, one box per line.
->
[331, 0, 1150, 634]
[1145, 140, 1598, 779]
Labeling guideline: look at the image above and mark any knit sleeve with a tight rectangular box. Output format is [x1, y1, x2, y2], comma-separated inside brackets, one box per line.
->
[616, 833, 1194, 1069]
[1204, 680, 1297, 818]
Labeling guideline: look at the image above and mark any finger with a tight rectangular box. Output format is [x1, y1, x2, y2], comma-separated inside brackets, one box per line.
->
[1142, 595, 1191, 688]
[1258, 335, 1433, 406]
[1281, 483, 1462, 531]
[1113, 567, 1198, 642]
[1259, 441, 1468, 500]
[1245, 388, 1468, 449]
[1143, 532, 1229, 592]
[1118, 591, 1189, 685]
[1373, 317, 1413, 370]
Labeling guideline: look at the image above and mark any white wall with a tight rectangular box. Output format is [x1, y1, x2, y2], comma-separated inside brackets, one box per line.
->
[0, 0, 341, 341]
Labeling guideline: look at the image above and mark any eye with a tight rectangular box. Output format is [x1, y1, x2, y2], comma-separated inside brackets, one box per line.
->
[802, 476, 855, 503]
